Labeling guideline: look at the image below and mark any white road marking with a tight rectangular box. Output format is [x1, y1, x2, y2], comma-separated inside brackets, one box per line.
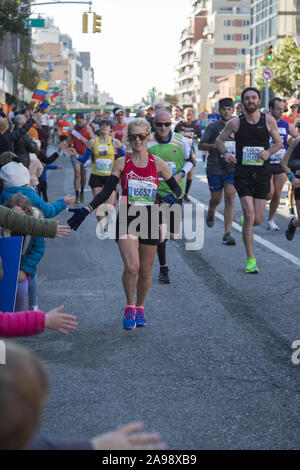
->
[188, 194, 300, 269]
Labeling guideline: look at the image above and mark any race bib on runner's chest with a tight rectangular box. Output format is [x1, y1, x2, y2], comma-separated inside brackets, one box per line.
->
[128, 179, 157, 206]
[242, 146, 264, 166]
[225, 141, 236, 156]
[62, 126, 69, 133]
[95, 158, 112, 174]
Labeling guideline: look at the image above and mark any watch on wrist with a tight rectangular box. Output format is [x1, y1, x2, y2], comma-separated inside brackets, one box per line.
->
[179, 169, 186, 177]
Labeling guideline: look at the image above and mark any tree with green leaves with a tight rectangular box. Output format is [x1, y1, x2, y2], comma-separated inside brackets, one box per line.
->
[0, 1, 39, 91]
[0, 0, 30, 40]
[255, 35, 300, 97]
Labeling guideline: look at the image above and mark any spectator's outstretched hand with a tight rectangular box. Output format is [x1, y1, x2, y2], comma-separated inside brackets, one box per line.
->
[56, 221, 71, 238]
[45, 305, 77, 335]
[64, 195, 76, 205]
[91, 422, 167, 450]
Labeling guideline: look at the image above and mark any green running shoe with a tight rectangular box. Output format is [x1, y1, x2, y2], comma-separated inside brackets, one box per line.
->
[246, 257, 259, 274]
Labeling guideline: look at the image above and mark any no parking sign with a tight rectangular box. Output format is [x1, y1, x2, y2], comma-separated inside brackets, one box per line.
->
[262, 67, 274, 81]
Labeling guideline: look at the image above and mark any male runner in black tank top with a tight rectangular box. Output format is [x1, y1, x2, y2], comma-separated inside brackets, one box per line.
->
[216, 87, 281, 274]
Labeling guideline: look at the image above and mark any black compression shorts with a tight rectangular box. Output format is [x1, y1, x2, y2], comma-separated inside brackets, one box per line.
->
[115, 205, 160, 246]
[234, 172, 271, 200]
[269, 164, 284, 175]
[158, 197, 183, 235]
[89, 173, 110, 188]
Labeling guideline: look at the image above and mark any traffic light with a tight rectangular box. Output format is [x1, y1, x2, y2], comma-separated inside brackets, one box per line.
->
[264, 44, 273, 63]
[82, 12, 88, 33]
[267, 45, 273, 61]
[93, 13, 101, 33]
[152, 87, 156, 95]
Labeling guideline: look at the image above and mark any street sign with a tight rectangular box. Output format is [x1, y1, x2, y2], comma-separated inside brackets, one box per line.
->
[25, 18, 45, 28]
[262, 67, 273, 81]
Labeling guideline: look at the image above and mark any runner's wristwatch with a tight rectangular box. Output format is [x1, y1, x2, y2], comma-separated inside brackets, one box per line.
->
[179, 169, 186, 176]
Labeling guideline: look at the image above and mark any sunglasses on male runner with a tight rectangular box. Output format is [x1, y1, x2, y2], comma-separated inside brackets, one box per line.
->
[155, 122, 171, 127]
[128, 133, 149, 142]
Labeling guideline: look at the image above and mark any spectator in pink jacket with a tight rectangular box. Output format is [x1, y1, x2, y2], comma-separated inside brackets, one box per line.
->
[0, 305, 77, 337]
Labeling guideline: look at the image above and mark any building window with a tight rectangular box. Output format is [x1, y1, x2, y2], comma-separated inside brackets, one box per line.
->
[243, 34, 250, 41]
[223, 34, 235, 41]
[210, 63, 214, 69]
[238, 48, 250, 55]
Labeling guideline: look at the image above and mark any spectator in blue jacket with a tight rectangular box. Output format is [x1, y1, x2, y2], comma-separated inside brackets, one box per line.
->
[0, 161, 74, 216]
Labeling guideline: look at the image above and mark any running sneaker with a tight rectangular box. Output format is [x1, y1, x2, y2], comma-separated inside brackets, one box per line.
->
[246, 257, 259, 274]
[122, 305, 136, 330]
[285, 216, 297, 241]
[223, 232, 236, 246]
[206, 210, 214, 228]
[266, 220, 279, 231]
[159, 266, 170, 284]
[136, 306, 147, 327]
[289, 207, 295, 215]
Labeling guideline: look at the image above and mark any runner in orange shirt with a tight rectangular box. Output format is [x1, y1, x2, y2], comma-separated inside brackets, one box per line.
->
[57, 114, 71, 137]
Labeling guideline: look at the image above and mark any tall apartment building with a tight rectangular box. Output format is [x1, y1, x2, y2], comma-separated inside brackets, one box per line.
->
[250, 0, 300, 85]
[33, 19, 99, 105]
[176, 0, 250, 112]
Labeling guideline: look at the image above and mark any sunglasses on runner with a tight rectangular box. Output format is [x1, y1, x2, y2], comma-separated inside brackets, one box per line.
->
[155, 122, 171, 127]
[128, 133, 149, 141]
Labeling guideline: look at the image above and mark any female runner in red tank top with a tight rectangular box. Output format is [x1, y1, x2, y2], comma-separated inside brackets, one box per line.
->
[67, 118, 182, 330]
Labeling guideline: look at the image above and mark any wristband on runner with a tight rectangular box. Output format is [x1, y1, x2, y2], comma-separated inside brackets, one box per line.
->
[288, 172, 296, 182]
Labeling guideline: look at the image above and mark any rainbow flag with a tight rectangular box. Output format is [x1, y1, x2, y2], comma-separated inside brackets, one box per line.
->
[32, 80, 49, 101]
[50, 93, 59, 103]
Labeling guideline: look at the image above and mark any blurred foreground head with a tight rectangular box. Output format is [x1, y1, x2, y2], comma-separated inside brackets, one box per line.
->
[0, 341, 48, 450]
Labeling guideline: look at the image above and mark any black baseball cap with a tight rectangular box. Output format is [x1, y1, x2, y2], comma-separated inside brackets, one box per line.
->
[75, 112, 84, 119]
[219, 98, 234, 109]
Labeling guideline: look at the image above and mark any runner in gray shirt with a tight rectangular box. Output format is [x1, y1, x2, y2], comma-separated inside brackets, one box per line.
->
[199, 98, 236, 245]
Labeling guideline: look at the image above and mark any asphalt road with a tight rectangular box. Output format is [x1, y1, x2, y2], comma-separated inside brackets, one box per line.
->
[17, 147, 300, 450]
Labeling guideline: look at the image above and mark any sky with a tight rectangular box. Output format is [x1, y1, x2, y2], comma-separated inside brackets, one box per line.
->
[31, 0, 191, 106]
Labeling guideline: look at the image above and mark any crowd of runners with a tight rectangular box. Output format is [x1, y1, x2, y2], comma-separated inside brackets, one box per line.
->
[1, 88, 300, 449]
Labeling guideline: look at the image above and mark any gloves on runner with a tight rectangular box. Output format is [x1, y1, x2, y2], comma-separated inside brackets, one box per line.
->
[67, 207, 90, 230]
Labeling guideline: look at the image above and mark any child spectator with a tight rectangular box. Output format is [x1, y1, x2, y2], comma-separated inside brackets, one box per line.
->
[3, 193, 45, 312]
[0, 305, 77, 337]
[0, 161, 74, 217]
